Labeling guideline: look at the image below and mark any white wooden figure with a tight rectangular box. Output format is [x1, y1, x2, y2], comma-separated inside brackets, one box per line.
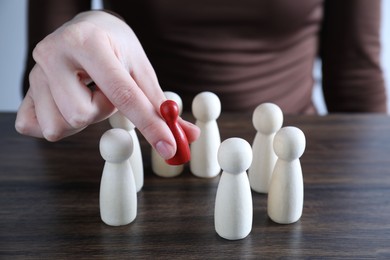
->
[215, 138, 253, 240]
[109, 111, 143, 192]
[99, 129, 137, 226]
[248, 103, 283, 193]
[267, 126, 306, 224]
[151, 91, 184, 177]
[190, 91, 221, 178]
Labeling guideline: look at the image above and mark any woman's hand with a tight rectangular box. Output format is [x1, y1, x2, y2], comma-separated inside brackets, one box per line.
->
[15, 11, 199, 159]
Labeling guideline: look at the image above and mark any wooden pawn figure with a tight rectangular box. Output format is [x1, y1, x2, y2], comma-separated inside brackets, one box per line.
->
[215, 138, 253, 240]
[268, 126, 306, 224]
[190, 92, 221, 178]
[248, 103, 283, 193]
[109, 111, 143, 192]
[160, 100, 191, 165]
[99, 129, 137, 226]
[151, 91, 184, 177]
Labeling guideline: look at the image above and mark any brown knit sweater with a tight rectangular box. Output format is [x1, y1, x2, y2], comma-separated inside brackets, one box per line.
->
[24, 0, 387, 113]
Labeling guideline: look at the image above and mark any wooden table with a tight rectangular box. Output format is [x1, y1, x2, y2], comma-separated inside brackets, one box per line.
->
[1, 112, 390, 259]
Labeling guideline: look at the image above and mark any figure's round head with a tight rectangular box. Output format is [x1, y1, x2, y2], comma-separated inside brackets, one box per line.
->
[273, 127, 306, 161]
[192, 91, 221, 121]
[99, 129, 133, 163]
[108, 111, 135, 130]
[252, 103, 283, 134]
[217, 137, 253, 174]
[160, 100, 179, 122]
[164, 91, 183, 115]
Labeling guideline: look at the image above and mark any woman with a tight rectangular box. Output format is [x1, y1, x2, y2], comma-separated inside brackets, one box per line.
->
[16, 0, 387, 160]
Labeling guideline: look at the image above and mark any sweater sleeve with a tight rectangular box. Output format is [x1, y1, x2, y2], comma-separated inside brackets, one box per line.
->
[22, 0, 91, 96]
[320, 0, 387, 113]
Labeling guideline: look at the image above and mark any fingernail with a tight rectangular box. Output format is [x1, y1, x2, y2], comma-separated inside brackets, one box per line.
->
[156, 140, 175, 160]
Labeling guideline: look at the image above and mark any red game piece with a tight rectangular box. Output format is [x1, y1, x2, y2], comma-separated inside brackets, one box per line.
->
[160, 100, 191, 165]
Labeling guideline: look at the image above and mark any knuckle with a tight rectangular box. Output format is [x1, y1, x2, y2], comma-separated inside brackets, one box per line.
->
[110, 84, 137, 109]
[32, 38, 54, 65]
[68, 117, 88, 129]
[15, 118, 31, 136]
[61, 22, 106, 50]
[28, 67, 41, 90]
[60, 102, 95, 129]
[66, 109, 93, 129]
[132, 62, 158, 84]
[42, 128, 64, 142]
[28, 70, 35, 85]
[138, 118, 161, 139]
[136, 63, 155, 77]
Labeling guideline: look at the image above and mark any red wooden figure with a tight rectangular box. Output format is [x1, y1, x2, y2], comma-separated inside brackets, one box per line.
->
[160, 100, 191, 165]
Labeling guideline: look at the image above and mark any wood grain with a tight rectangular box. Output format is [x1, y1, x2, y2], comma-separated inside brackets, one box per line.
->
[1, 112, 390, 259]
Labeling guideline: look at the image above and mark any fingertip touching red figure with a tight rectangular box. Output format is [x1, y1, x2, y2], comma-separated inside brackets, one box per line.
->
[160, 100, 191, 165]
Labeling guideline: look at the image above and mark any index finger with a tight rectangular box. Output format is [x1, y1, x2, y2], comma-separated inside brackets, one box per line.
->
[77, 38, 176, 160]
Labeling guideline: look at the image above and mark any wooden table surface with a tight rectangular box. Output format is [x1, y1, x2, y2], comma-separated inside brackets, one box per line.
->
[1, 112, 390, 259]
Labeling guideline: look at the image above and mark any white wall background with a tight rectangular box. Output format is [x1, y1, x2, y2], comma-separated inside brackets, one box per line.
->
[0, 0, 27, 111]
[0, 0, 389, 113]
